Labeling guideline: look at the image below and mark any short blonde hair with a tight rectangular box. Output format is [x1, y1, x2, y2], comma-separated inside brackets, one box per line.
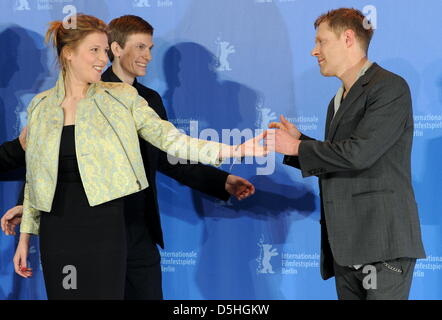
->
[315, 8, 374, 54]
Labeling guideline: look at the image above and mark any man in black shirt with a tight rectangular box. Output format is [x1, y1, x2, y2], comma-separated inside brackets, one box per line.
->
[0, 133, 26, 173]
[0, 128, 26, 236]
[0, 138, 25, 172]
[102, 15, 255, 299]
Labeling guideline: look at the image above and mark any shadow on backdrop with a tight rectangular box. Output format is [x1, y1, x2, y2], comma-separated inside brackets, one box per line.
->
[412, 60, 442, 227]
[158, 0, 316, 298]
[0, 25, 48, 300]
[161, 39, 317, 298]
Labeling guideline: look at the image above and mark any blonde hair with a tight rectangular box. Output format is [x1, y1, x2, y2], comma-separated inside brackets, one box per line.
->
[45, 14, 108, 73]
[314, 8, 374, 54]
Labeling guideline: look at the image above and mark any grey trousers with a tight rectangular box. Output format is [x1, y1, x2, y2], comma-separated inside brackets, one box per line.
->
[333, 258, 416, 300]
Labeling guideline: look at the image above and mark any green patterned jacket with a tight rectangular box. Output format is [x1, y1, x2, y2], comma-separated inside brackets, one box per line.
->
[20, 74, 222, 235]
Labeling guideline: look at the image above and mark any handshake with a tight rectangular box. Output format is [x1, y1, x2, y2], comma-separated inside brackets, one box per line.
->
[1, 115, 301, 237]
[228, 114, 303, 157]
[266, 114, 302, 156]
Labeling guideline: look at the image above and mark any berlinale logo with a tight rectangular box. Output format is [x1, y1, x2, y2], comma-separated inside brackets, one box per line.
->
[14, 0, 30, 11]
[257, 237, 279, 274]
[133, 0, 151, 8]
[256, 100, 277, 130]
[215, 37, 235, 72]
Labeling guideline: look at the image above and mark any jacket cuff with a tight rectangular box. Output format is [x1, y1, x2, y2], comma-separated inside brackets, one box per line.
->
[200, 142, 224, 167]
[19, 223, 39, 235]
[212, 170, 230, 201]
[20, 201, 40, 235]
[298, 140, 327, 177]
[283, 155, 301, 168]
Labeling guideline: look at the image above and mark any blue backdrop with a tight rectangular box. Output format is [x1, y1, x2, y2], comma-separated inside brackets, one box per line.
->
[1, 0, 441, 300]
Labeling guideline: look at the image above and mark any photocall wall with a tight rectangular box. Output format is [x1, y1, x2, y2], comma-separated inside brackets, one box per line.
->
[0, 0, 441, 300]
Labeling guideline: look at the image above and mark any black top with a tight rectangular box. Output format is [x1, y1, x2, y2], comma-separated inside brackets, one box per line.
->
[58, 125, 81, 183]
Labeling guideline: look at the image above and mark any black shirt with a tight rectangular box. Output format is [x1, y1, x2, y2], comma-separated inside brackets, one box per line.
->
[101, 66, 229, 248]
[0, 138, 25, 173]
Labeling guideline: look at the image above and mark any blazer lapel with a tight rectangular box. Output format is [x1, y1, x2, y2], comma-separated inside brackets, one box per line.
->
[324, 98, 335, 140]
[327, 63, 380, 141]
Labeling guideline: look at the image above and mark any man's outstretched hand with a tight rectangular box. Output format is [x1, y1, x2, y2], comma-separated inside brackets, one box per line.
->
[1, 205, 23, 236]
[225, 175, 255, 200]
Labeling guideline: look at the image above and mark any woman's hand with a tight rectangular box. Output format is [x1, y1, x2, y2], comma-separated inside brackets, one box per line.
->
[218, 130, 275, 160]
[13, 234, 32, 278]
[238, 130, 275, 157]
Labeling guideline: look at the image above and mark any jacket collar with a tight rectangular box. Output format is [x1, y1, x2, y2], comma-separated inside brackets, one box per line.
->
[52, 71, 98, 105]
[102, 66, 138, 87]
[326, 62, 381, 140]
[333, 60, 373, 114]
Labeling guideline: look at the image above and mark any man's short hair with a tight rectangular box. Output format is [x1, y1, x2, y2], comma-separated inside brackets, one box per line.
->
[108, 15, 154, 61]
[314, 8, 374, 54]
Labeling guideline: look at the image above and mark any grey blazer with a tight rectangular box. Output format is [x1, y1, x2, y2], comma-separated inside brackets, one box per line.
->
[284, 63, 426, 280]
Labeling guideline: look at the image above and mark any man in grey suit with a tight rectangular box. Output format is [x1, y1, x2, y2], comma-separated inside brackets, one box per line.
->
[269, 8, 426, 299]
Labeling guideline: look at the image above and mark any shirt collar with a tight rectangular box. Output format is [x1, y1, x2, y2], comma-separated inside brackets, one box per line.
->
[104, 66, 138, 87]
[334, 60, 373, 113]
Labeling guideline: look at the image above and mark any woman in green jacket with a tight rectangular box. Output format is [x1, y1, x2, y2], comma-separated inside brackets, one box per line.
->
[13, 14, 270, 299]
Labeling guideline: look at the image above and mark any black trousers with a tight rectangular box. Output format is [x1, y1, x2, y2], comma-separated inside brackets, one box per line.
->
[124, 197, 163, 300]
[333, 257, 416, 300]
